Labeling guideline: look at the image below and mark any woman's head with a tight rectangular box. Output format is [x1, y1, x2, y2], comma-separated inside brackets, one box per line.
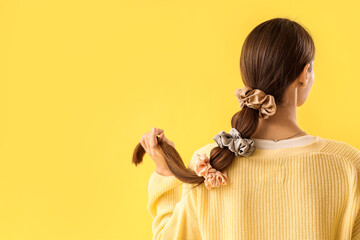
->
[234, 17, 315, 139]
[240, 18, 315, 106]
[133, 17, 316, 187]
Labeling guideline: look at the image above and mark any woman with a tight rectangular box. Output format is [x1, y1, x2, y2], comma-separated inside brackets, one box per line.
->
[133, 17, 360, 239]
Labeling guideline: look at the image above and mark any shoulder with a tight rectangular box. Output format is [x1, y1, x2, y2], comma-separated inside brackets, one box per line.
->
[319, 136, 360, 170]
[187, 143, 218, 171]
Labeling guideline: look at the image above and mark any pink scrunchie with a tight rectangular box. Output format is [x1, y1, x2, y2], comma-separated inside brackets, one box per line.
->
[194, 153, 228, 190]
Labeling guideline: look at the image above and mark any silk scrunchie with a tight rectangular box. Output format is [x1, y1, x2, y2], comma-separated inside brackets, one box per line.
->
[234, 85, 277, 119]
[213, 128, 256, 157]
[194, 153, 228, 190]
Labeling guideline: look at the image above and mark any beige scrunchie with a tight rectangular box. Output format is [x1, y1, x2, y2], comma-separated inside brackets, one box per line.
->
[234, 86, 277, 119]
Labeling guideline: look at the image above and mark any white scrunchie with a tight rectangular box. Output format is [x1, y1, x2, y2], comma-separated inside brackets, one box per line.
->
[213, 128, 256, 157]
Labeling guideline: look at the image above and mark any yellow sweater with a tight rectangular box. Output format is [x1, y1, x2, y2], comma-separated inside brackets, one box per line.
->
[147, 136, 360, 240]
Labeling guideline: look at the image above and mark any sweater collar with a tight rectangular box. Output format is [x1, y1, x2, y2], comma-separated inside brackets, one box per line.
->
[248, 135, 326, 158]
[251, 135, 316, 150]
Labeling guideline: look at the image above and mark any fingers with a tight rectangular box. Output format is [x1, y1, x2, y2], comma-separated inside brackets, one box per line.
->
[149, 127, 164, 148]
[149, 128, 157, 149]
[161, 133, 175, 147]
[140, 135, 148, 150]
[140, 127, 164, 152]
[161, 133, 169, 141]
[159, 132, 164, 140]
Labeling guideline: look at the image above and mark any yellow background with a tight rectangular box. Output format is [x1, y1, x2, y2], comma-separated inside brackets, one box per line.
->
[1, 0, 359, 239]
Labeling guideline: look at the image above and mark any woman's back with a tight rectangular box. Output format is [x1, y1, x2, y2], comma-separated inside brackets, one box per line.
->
[135, 18, 360, 240]
[147, 136, 360, 239]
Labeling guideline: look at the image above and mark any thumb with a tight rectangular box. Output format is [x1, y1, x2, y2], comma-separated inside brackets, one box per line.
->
[159, 132, 165, 140]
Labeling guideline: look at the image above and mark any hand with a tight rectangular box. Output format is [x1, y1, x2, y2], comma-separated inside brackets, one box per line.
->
[140, 127, 175, 176]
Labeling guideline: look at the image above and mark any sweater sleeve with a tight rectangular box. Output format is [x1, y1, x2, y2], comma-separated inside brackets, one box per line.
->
[353, 209, 360, 239]
[147, 151, 203, 240]
[324, 140, 360, 239]
[349, 144, 360, 239]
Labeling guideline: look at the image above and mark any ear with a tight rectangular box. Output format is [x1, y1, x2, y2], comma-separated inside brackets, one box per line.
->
[298, 63, 310, 87]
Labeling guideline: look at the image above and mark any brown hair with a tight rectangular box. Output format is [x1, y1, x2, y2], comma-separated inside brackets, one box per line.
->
[132, 17, 315, 188]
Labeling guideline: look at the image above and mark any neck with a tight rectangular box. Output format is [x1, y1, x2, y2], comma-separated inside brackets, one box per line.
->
[251, 102, 305, 140]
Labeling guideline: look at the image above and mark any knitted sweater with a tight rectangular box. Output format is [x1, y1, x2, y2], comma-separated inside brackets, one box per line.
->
[147, 136, 360, 240]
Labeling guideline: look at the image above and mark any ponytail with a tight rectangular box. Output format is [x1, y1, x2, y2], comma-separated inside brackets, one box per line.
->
[132, 106, 260, 188]
[133, 17, 315, 189]
[132, 135, 205, 186]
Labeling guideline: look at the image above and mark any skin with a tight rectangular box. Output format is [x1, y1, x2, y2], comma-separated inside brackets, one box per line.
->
[141, 61, 314, 176]
[140, 127, 174, 176]
[251, 61, 314, 140]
